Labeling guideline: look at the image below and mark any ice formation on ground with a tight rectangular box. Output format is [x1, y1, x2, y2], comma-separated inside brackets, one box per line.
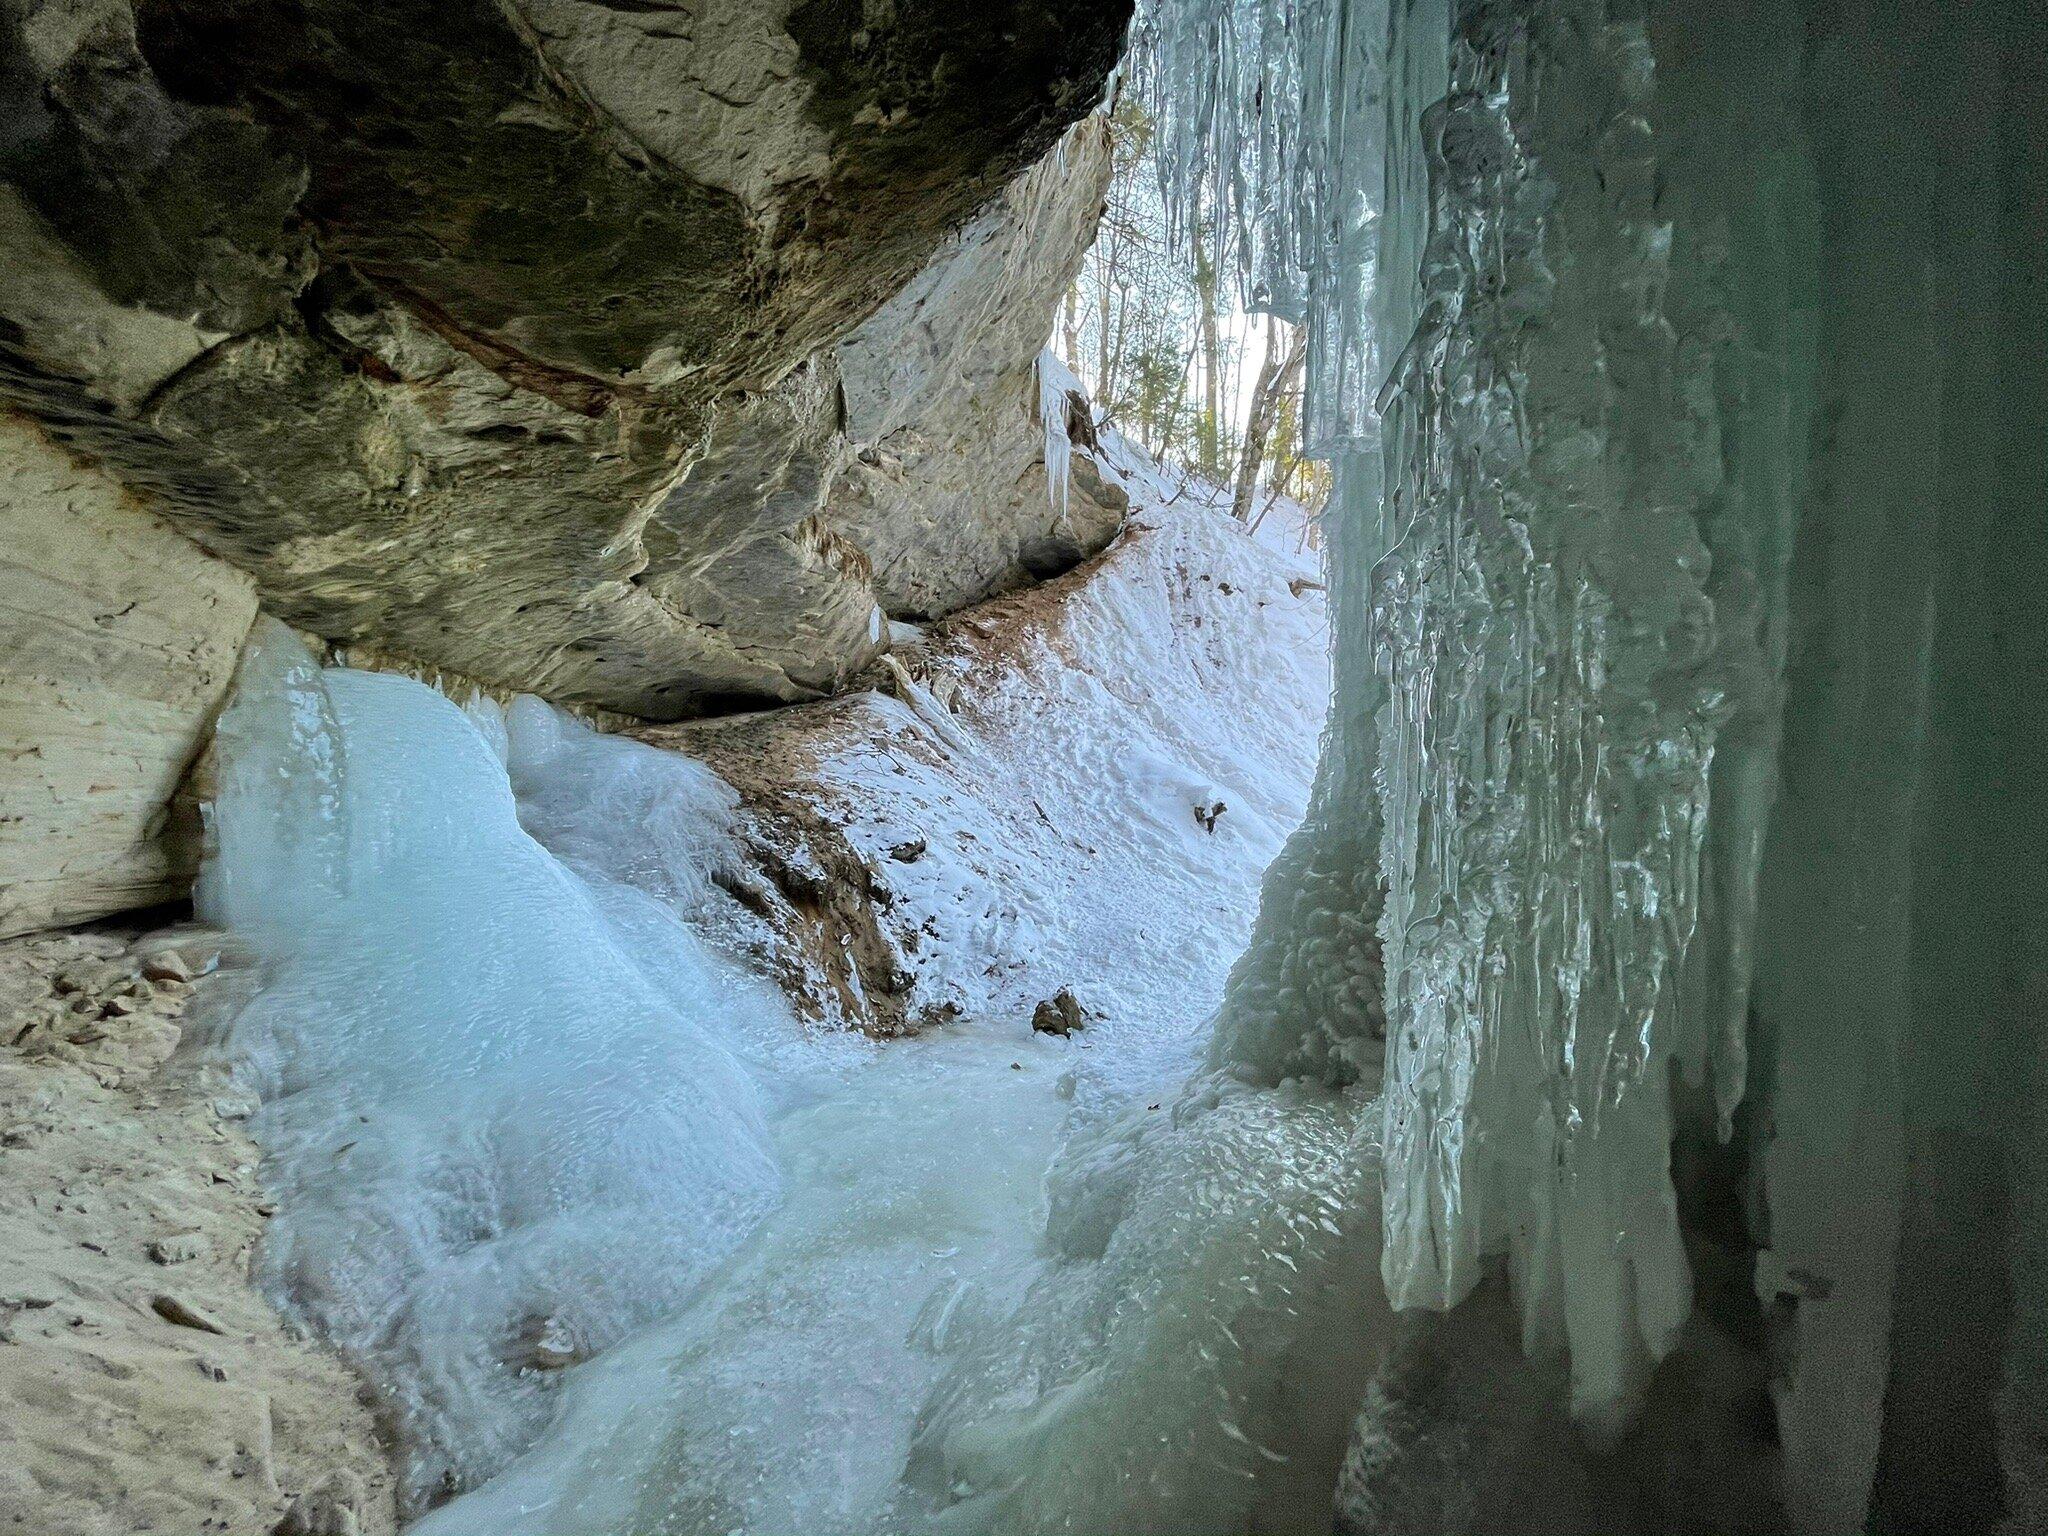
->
[196, 475, 1332, 1528]
[193, 621, 804, 1498]
[891, 474, 1390, 1528]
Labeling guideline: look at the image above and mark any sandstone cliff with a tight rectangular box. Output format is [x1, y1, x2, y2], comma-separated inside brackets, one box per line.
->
[0, 416, 256, 936]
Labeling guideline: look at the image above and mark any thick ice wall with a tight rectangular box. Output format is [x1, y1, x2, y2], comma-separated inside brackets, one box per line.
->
[1141, 0, 2048, 1525]
[195, 623, 788, 1499]
[1363, 5, 1777, 1424]
[1717, 3, 2048, 1526]
[1357, 3, 2047, 1519]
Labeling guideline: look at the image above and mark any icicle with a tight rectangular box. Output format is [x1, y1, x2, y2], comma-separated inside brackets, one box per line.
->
[1134, 0, 1783, 1427]
[1037, 348, 1076, 518]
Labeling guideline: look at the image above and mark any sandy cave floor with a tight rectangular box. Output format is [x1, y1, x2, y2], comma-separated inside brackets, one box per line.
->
[0, 917, 396, 1536]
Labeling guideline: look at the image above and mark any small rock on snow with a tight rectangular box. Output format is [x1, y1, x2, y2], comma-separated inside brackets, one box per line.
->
[276, 1468, 368, 1536]
[148, 1231, 211, 1266]
[141, 951, 193, 984]
[1031, 989, 1086, 1037]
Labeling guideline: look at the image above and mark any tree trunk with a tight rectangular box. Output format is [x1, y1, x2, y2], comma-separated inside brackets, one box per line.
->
[1194, 238, 1222, 475]
[1230, 317, 1307, 522]
[1154, 343, 1199, 464]
[1095, 224, 1117, 401]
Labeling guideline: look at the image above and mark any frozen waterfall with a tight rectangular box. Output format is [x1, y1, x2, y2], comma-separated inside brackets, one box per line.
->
[194, 621, 805, 1496]
[1132, 0, 2047, 1529]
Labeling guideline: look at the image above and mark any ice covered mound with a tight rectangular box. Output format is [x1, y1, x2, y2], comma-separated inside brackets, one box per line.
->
[902, 1071, 1389, 1536]
[193, 623, 800, 1497]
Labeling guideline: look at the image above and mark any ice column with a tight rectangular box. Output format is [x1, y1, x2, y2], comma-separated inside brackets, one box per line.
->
[1143, 0, 1788, 1425]
[1148, 0, 2048, 1515]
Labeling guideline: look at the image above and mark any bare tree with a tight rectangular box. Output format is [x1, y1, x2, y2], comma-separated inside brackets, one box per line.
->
[1230, 316, 1308, 521]
[1193, 236, 1223, 476]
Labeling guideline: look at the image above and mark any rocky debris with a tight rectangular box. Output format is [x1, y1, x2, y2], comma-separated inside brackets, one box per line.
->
[151, 1291, 228, 1335]
[0, 920, 396, 1535]
[1031, 989, 1086, 1037]
[1194, 800, 1228, 834]
[148, 1230, 210, 1266]
[275, 1470, 368, 1536]
[3, 925, 230, 1086]
[509, 1315, 585, 1376]
[633, 491, 1328, 1041]
[141, 950, 194, 985]
[717, 791, 934, 1038]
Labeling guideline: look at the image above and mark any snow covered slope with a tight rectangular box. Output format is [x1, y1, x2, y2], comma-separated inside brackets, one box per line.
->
[656, 464, 1329, 1093]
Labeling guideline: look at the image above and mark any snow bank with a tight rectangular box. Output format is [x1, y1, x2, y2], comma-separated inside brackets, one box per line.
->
[747, 447, 1330, 1094]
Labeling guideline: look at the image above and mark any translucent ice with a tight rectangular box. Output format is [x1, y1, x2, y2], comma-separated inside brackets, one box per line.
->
[1145, 5, 2048, 1509]
[1138, 0, 1742, 1427]
[1038, 350, 1076, 517]
[194, 622, 790, 1497]
[899, 1071, 1389, 1536]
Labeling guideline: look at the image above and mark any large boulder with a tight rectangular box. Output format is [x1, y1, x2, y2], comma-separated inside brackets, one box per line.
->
[0, 0, 1130, 718]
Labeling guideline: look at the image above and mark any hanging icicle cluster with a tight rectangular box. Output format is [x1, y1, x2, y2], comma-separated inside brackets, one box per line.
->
[1137, 0, 1791, 1425]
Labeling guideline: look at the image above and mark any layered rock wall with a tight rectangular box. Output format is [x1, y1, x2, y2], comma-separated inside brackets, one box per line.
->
[0, 0, 1127, 712]
[0, 0, 1130, 933]
[0, 415, 256, 938]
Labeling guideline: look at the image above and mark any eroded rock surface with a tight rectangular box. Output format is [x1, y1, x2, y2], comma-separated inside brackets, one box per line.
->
[0, 0, 1130, 718]
[829, 126, 1129, 618]
[0, 415, 256, 939]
